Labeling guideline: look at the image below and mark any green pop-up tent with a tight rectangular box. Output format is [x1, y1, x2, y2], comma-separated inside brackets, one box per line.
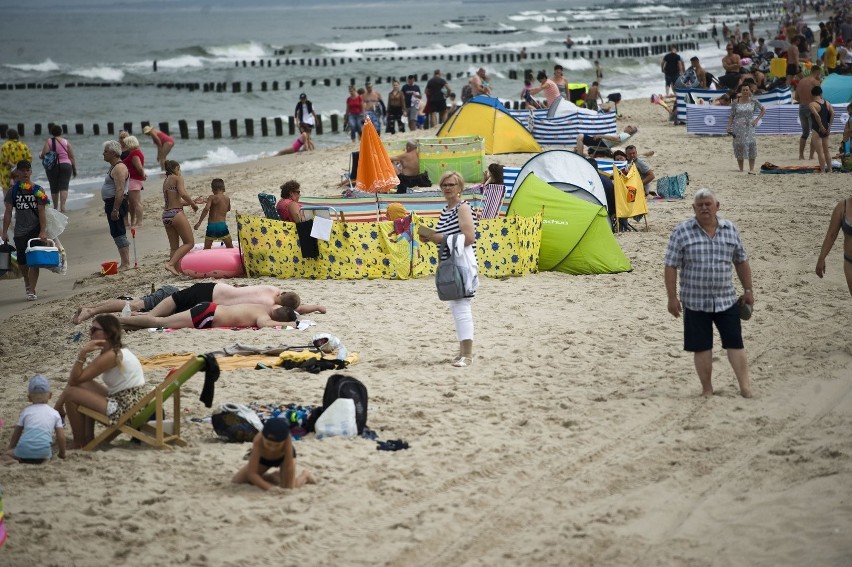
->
[507, 172, 632, 275]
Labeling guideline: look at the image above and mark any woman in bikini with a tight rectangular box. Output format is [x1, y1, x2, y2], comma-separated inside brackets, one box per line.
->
[161, 160, 198, 275]
[816, 194, 852, 296]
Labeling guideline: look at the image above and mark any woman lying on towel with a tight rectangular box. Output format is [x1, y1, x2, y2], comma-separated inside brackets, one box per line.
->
[119, 303, 298, 330]
[54, 314, 146, 449]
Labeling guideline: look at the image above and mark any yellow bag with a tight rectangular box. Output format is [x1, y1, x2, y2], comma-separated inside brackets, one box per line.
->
[769, 57, 787, 78]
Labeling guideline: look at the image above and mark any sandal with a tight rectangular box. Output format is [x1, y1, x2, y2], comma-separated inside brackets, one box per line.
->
[451, 357, 472, 368]
[26, 291, 37, 301]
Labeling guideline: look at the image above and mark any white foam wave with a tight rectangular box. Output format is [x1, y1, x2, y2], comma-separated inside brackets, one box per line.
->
[632, 5, 683, 15]
[6, 58, 60, 73]
[553, 58, 594, 72]
[150, 55, 208, 69]
[443, 22, 462, 29]
[178, 147, 260, 173]
[483, 39, 549, 52]
[205, 41, 270, 59]
[532, 25, 558, 34]
[72, 66, 124, 82]
[319, 39, 399, 52]
[509, 13, 567, 23]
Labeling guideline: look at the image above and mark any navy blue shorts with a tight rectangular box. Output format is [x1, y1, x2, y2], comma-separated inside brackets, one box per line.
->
[683, 303, 743, 352]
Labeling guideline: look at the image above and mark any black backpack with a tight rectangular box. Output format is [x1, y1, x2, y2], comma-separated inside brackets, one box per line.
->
[321, 374, 368, 434]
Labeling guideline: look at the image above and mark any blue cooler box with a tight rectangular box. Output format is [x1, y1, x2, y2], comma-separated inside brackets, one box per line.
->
[25, 238, 60, 268]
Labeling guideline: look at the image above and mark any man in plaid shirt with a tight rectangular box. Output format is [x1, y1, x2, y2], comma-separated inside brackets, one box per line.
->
[664, 188, 754, 398]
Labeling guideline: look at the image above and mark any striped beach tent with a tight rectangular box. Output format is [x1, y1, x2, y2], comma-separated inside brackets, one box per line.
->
[676, 87, 793, 122]
[686, 103, 849, 135]
[505, 107, 617, 146]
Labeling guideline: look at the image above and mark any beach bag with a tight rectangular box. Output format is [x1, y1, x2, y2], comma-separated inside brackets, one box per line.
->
[211, 402, 264, 442]
[655, 172, 689, 199]
[42, 139, 59, 172]
[321, 374, 368, 434]
[314, 398, 357, 439]
[435, 235, 467, 301]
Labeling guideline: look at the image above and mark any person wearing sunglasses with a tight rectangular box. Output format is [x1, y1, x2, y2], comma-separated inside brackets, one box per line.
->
[54, 314, 146, 449]
[418, 171, 478, 367]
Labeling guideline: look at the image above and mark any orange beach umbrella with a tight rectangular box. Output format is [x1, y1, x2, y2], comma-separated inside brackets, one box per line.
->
[356, 117, 399, 194]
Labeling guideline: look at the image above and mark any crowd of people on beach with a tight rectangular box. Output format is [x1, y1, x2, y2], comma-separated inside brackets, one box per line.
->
[3, 2, 851, 499]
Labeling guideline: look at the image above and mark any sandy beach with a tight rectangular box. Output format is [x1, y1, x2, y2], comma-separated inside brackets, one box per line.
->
[1, 97, 850, 566]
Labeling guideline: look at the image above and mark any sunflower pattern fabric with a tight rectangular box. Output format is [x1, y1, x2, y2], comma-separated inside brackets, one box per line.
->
[236, 212, 542, 280]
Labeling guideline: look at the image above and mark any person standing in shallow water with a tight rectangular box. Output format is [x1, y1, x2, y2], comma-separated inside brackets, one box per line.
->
[664, 188, 754, 398]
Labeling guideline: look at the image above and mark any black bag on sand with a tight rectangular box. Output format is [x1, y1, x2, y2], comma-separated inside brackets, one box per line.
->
[321, 374, 368, 434]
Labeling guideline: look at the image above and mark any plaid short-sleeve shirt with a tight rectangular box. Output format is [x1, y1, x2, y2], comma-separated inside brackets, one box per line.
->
[664, 216, 748, 313]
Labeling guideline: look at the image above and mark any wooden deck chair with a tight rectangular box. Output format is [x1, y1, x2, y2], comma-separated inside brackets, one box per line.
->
[79, 355, 206, 451]
[258, 193, 281, 220]
[613, 163, 649, 232]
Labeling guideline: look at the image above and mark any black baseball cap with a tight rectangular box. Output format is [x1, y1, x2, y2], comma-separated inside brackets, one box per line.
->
[262, 418, 291, 442]
[299, 93, 307, 99]
[16, 159, 32, 170]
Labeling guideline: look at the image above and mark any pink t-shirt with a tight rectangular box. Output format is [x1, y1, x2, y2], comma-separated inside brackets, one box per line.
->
[50, 137, 72, 165]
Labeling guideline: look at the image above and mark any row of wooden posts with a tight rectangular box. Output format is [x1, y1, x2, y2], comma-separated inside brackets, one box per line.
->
[0, 99, 547, 140]
[264, 40, 701, 66]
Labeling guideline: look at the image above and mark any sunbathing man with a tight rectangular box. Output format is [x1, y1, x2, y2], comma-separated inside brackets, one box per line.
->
[390, 141, 431, 193]
[575, 125, 638, 157]
[121, 303, 299, 330]
[71, 282, 326, 324]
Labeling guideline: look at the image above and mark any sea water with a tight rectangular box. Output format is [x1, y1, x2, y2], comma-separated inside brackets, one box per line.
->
[2, 0, 784, 206]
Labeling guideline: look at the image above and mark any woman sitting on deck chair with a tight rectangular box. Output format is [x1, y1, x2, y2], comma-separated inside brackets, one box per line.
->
[54, 314, 146, 449]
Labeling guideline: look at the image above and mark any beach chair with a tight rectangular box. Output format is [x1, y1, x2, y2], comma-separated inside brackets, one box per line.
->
[258, 193, 281, 220]
[78, 355, 207, 451]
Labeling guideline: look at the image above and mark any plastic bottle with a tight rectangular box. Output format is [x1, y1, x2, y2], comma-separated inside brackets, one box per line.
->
[121, 300, 132, 317]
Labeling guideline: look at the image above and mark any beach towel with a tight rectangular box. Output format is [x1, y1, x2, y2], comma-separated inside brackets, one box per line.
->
[654, 172, 688, 199]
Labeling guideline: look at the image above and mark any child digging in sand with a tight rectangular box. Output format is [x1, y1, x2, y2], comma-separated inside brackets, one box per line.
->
[194, 178, 232, 249]
[4, 375, 66, 464]
[232, 418, 316, 491]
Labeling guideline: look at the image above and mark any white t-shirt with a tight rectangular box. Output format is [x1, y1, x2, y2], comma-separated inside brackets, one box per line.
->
[15, 403, 63, 459]
[603, 131, 634, 149]
[101, 348, 145, 395]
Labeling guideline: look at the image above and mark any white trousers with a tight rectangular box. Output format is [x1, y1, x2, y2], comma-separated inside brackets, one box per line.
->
[448, 297, 474, 341]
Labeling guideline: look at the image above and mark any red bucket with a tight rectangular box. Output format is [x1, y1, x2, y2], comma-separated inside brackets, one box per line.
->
[101, 261, 118, 276]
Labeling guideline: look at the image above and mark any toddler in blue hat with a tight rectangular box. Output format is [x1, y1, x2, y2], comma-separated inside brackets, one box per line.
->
[4, 375, 66, 463]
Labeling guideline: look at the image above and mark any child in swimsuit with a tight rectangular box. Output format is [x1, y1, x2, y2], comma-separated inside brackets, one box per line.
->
[194, 178, 233, 248]
[231, 418, 316, 491]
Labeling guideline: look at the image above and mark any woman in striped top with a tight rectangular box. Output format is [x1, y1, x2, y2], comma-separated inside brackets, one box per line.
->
[421, 171, 477, 367]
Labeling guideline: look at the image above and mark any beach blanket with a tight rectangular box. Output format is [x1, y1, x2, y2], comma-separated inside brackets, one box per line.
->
[759, 162, 836, 174]
[140, 350, 360, 370]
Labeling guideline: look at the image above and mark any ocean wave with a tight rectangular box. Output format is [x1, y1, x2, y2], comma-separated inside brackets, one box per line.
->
[443, 21, 462, 29]
[509, 13, 567, 23]
[319, 39, 399, 52]
[205, 41, 271, 59]
[482, 39, 549, 52]
[631, 5, 683, 15]
[5, 58, 61, 73]
[553, 58, 594, 72]
[142, 55, 208, 69]
[71, 66, 124, 82]
[179, 146, 260, 173]
[532, 25, 559, 34]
